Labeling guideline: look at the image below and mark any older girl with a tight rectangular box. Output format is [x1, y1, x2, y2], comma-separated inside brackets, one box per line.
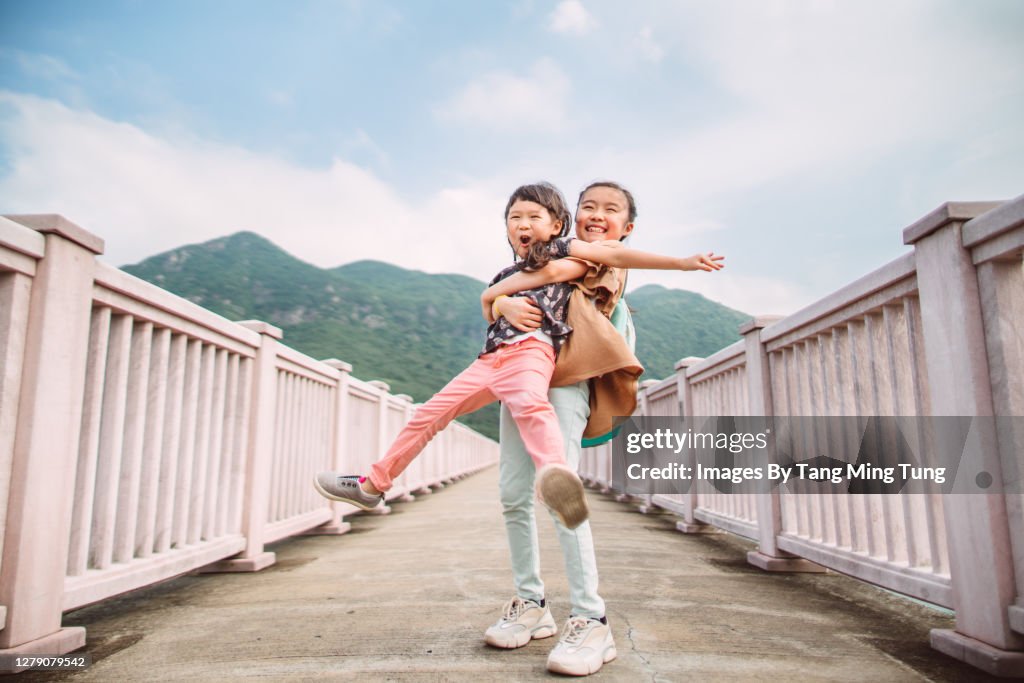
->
[480, 182, 723, 676]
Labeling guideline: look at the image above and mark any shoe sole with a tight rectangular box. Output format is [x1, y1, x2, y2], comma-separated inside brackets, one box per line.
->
[547, 644, 617, 676]
[484, 622, 558, 649]
[537, 466, 589, 529]
[312, 476, 380, 511]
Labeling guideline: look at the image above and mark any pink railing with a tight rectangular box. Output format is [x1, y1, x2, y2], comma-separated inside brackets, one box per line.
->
[578, 195, 1024, 676]
[0, 215, 498, 669]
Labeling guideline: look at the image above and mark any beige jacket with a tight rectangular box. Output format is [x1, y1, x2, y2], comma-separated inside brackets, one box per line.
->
[551, 259, 644, 438]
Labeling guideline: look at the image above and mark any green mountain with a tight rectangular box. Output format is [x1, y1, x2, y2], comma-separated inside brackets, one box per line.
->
[123, 232, 748, 439]
[626, 284, 749, 380]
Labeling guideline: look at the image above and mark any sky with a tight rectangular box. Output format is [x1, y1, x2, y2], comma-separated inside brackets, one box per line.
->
[1, 0, 1021, 316]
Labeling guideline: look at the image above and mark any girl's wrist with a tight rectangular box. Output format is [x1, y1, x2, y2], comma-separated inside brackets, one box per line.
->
[491, 294, 508, 318]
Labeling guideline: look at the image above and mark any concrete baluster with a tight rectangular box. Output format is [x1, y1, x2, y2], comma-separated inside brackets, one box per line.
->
[309, 359, 355, 535]
[202, 321, 282, 572]
[392, 394, 417, 502]
[905, 202, 1024, 676]
[0, 216, 103, 667]
[366, 380, 394, 512]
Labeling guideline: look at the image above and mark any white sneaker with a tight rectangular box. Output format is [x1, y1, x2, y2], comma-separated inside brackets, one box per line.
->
[483, 596, 557, 649]
[546, 616, 617, 676]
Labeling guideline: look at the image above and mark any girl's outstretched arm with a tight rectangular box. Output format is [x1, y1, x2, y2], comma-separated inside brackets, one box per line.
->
[568, 240, 725, 272]
[480, 244, 724, 321]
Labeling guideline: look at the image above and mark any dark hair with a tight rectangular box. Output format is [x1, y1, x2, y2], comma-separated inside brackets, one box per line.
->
[577, 180, 638, 231]
[504, 182, 572, 270]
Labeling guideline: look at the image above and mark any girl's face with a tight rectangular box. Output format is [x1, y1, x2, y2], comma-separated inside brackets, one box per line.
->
[575, 186, 634, 243]
[506, 199, 564, 259]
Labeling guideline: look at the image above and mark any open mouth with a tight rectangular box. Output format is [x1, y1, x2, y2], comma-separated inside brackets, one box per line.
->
[584, 225, 607, 235]
[518, 235, 532, 247]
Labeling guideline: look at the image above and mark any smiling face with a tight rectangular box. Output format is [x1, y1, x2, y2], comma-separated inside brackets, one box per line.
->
[575, 185, 635, 243]
[506, 199, 564, 259]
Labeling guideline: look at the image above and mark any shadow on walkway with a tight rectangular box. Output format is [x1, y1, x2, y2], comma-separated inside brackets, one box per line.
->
[24, 466, 991, 681]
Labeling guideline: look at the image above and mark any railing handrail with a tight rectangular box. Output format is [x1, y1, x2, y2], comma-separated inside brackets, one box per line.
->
[0, 216, 45, 260]
[93, 261, 262, 348]
[685, 339, 745, 382]
[0, 214, 499, 670]
[760, 251, 916, 346]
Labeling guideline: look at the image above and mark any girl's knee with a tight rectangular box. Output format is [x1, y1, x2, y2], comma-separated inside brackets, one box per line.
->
[500, 486, 534, 512]
[504, 392, 555, 419]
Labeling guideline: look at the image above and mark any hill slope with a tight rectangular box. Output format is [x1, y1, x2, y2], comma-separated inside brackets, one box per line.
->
[123, 233, 748, 438]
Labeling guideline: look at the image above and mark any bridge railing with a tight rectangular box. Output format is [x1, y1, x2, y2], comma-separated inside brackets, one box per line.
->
[0, 215, 498, 667]
[688, 342, 759, 539]
[766, 252, 953, 605]
[582, 196, 1024, 676]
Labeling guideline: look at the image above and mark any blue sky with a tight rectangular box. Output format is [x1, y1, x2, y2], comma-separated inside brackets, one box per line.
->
[1, 0, 1022, 315]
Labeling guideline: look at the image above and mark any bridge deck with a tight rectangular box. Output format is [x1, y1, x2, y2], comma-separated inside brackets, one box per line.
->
[27, 466, 985, 682]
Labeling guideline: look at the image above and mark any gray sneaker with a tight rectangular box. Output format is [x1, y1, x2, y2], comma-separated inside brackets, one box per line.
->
[313, 472, 384, 510]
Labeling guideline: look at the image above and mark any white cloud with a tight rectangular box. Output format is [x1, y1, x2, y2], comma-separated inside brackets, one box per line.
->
[434, 58, 571, 132]
[668, 1, 1018, 147]
[266, 89, 293, 107]
[0, 92, 511, 284]
[565, 0, 1023, 264]
[636, 26, 665, 63]
[2, 2, 1020, 321]
[8, 49, 79, 83]
[0, 90, 810, 316]
[0, 48, 87, 106]
[342, 128, 390, 169]
[548, 0, 597, 35]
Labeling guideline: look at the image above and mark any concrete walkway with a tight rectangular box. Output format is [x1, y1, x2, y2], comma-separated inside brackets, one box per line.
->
[26, 466, 990, 682]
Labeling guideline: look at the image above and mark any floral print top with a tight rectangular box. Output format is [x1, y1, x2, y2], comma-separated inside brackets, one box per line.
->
[481, 237, 575, 356]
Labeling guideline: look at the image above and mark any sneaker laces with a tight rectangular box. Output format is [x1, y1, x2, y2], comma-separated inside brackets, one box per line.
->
[559, 616, 594, 646]
[500, 596, 534, 623]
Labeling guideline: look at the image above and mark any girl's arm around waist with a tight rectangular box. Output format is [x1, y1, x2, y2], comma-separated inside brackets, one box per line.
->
[481, 258, 590, 320]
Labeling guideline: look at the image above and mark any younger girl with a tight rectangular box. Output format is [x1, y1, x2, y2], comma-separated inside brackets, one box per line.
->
[314, 182, 720, 530]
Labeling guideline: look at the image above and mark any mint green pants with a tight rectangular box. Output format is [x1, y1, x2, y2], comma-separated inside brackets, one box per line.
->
[498, 381, 605, 619]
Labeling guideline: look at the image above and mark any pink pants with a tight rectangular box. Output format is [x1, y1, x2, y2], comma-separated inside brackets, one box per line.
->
[370, 338, 565, 492]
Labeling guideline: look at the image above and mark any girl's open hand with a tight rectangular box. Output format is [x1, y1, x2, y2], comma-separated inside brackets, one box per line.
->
[683, 252, 725, 272]
[498, 296, 543, 332]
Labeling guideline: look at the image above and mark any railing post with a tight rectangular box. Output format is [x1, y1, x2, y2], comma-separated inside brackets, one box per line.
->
[674, 357, 712, 533]
[367, 380, 394, 512]
[905, 201, 1024, 676]
[741, 317, 824, 572]
[203, 321, 281, 573]
[0, 216, 103, 666]
[633, 379, 662, 511]
[392, 394, 417, 502]
[410, 401, 434, 496]
[967, 197, 1024, 638]
[305, 359, 354, 535]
